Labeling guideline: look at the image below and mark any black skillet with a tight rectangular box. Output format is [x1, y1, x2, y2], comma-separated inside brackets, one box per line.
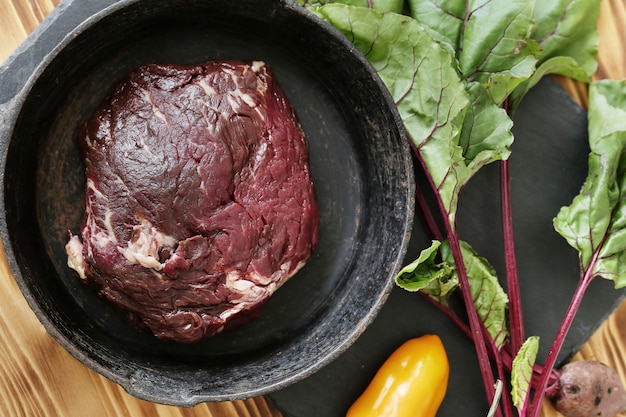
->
[1, 1, 625, 416]
[0, 0, 414, 407]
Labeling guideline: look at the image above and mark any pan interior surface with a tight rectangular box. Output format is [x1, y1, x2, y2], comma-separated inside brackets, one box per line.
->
[2, 0, 413, 405]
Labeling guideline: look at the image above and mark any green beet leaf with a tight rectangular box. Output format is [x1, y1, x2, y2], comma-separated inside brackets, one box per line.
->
[315, 4, 468, 224]
[460, 82, 513, 170]
[511, 336, 540, 414]
[315, 4, 512, 228]
[532, 0, 601, 80]
[402, 0, 464, 57]
[396, 239, 509, 348]
[395, 240, 458, 301]
[554, 80, 626, 288]
[458, 0, 536, 84]
[510, 0, 601, 111]
[449, 240, 509, 349]
[407, 0, 539, 105]
[295, 0, 404, 13]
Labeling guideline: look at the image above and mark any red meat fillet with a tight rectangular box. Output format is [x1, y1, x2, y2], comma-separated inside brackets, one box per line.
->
[65, 60, 319, 343]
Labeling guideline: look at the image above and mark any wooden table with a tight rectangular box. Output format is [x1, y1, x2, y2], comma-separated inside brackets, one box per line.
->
[0, 1, 624, 416]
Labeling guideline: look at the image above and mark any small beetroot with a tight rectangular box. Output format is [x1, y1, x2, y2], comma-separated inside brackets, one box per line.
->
[547, 360, 626, 417]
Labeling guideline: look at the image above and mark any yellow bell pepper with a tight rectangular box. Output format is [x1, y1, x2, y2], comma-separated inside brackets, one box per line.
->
[346, 334, 449, 417]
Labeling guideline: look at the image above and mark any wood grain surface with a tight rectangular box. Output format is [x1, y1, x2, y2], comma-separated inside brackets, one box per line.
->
[0, 1, 625, 417]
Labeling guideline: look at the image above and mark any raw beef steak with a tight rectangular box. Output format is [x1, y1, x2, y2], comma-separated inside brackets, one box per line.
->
[65, 60, 319, 343]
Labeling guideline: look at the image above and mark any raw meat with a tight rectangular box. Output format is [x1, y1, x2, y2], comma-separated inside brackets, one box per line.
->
[65, 60, 319, 343]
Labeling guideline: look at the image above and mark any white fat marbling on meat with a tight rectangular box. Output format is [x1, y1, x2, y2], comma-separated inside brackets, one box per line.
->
[218, 271, 278, 321]
[83, 133, 93, 148]
[197, 79, 216, 96]
[65, 235, 86, 280]
[224, 63, 267, 118]
[118, 218, 177, 270]
[251, 141, 267, 171]
[251, 61, 265, 73]
[83, 179, 118, 251]
[251, 62, 268, 96]
[224, 270, 266, 303]
[141, 88, 168, 126]
[231, 88, 258, 109]
[226, 95, 241, 116]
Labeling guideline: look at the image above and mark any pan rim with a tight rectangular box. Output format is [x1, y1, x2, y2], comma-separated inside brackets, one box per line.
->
[0, 0, 415, 406]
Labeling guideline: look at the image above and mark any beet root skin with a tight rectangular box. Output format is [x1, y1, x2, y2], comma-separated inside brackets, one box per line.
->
[548, 360, 626, 417]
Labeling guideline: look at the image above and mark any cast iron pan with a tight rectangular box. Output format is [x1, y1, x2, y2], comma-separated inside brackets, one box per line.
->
[0, 0, 414, 407]
[2, 1, 626, 416]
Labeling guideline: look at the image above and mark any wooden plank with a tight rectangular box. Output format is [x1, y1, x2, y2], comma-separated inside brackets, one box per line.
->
[0, 0, 60, 62]
[1, 1, 625, 416]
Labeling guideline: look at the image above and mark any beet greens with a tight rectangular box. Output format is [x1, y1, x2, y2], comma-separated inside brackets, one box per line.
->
[297, 1, 626, 416]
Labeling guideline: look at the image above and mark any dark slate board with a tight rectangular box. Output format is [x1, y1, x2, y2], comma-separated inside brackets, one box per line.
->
[2, 1, 624, 416]
[268, 76, 626, 416]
